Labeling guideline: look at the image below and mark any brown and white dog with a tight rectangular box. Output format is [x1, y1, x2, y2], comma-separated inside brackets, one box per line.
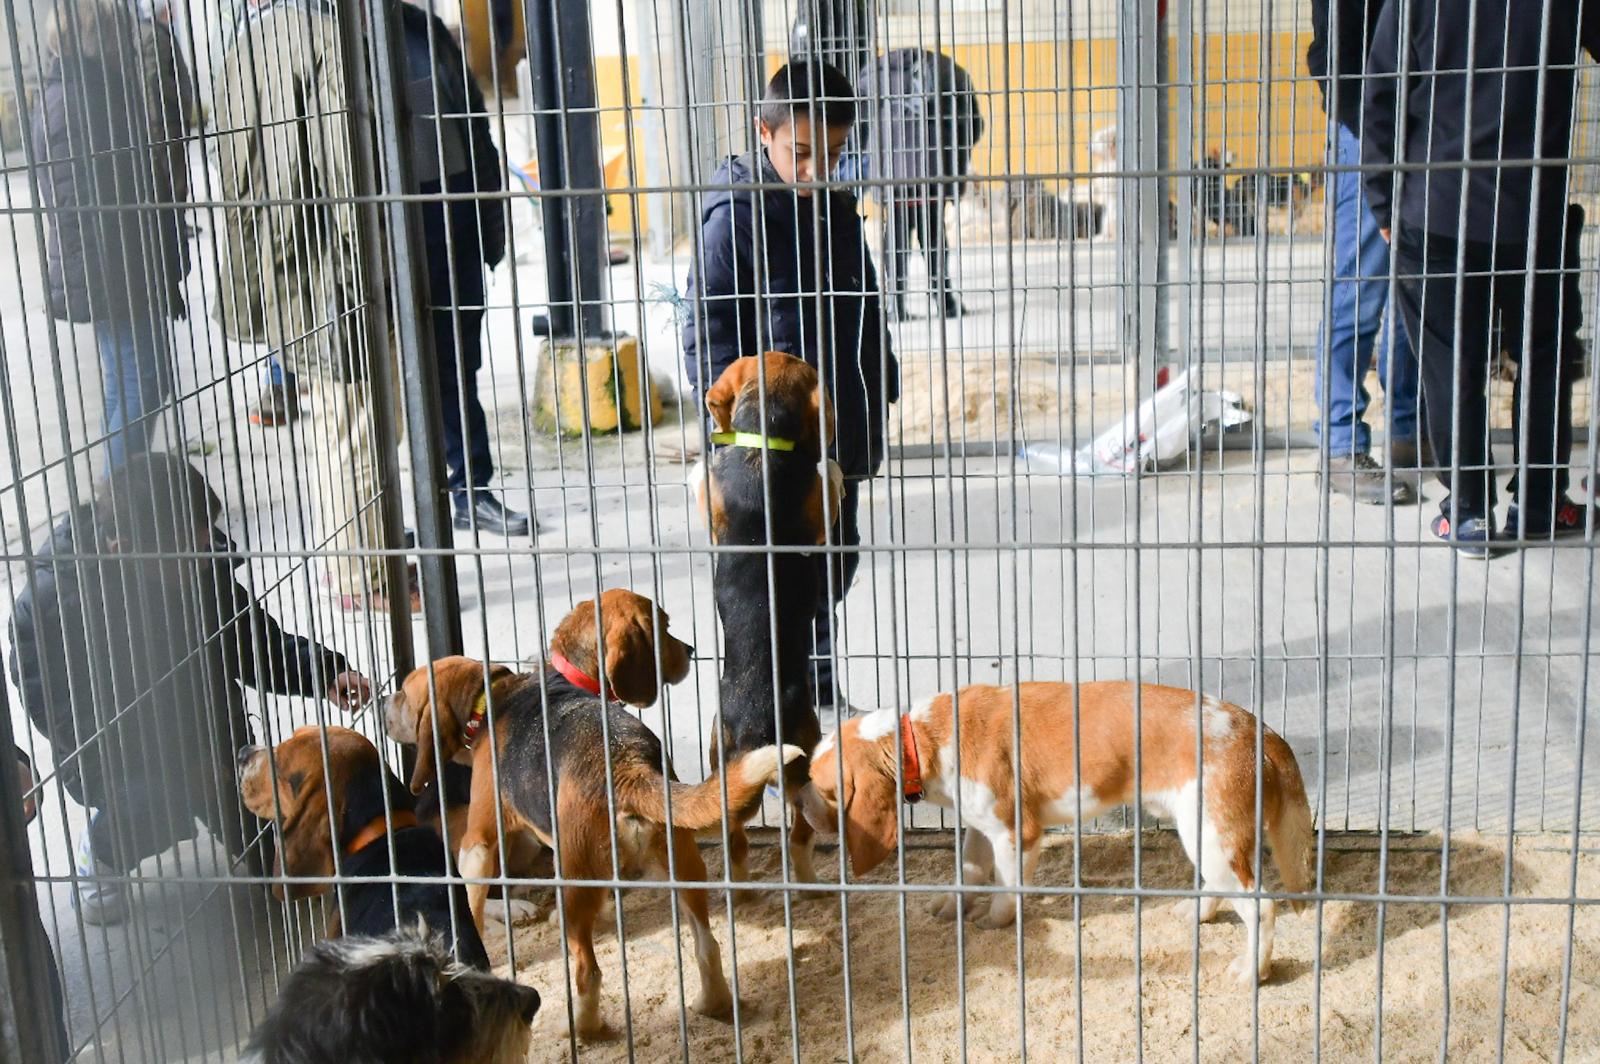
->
[386, 590, 803, 1038]
[692, 353, 843, 890]
[802, 683, 1314, 985]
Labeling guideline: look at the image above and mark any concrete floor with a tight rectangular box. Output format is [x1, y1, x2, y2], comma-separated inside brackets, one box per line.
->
[3, 163, 1599, 1059]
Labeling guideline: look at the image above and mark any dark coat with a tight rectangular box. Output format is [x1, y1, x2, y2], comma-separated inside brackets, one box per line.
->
[856, 49, 984, 204]
[8, 509, 348, 812]
[682, 152, 899, 477]
[1306, 0, 1388, 135]
[33, 16, 192, 323]
[1362, 0, 1600, 242]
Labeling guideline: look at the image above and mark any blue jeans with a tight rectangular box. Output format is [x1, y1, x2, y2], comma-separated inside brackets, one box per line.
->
[94, 315, 172, 471]
[1314, 123, 1419, 456]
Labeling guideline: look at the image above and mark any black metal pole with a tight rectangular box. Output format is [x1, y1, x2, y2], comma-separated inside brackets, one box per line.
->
[528, 0, 608, 340]
[337, 0, 419, 677]
[0, 683, 68, 1064]
[368, 0, 464, 658]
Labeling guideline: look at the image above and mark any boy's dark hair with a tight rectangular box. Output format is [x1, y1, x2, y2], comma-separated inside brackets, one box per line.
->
[760, 60, 856, 132]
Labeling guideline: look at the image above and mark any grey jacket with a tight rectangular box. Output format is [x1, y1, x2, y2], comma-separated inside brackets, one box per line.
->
[212, 1, 364, 380]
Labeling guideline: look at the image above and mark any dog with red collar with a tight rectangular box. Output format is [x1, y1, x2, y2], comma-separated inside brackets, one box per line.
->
[384, 590, 803, 1039]
[801, 683, 1314, 985]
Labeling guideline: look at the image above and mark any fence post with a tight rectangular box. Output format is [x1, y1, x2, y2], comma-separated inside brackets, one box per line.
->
[362, 0, 465, 659]
[0, 684, 67, 1064]
[336, 0, 420, 674]
[528, 0, 609, 340]
[1118, 0, 1170, 400]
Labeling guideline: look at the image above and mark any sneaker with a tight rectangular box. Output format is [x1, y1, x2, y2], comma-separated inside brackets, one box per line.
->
[1430, 513, 1502, 559]
[248, 382, 301, 428]
[1321, 453, 1416, 506]
[1501, 498, 1600, 540]
[74, 831, 128, 926]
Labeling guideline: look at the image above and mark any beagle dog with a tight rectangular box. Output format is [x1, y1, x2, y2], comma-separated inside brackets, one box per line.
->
[691, 353, 842, 890]
[386, 590, 803, 1039]
[241, 923, 538, 1064]
[802, 683, 1314, 985]
[236, 726, 490, 971]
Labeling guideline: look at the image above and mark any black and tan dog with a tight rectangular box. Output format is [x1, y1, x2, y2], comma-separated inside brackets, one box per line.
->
[386, 589, 802, 1039]
[236, 726, 490, 971]
[692, 353, 842, 888]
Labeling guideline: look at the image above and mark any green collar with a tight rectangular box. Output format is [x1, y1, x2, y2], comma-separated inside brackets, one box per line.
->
[710, 430, 796, 452]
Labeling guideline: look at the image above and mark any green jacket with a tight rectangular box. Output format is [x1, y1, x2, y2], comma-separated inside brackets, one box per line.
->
[212, 2, 365, 381]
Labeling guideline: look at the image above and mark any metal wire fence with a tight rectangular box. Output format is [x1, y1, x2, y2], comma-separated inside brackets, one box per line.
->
[1, 0, 1597, 1060]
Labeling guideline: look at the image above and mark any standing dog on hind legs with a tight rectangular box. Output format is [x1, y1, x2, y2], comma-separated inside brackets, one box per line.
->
[692, 353, 845, 889]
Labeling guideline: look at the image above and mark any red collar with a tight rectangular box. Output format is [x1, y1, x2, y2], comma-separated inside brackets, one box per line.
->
[900, 714, 924, 804]
[462, 692, 489, 748]
[550, 650, 602, 697]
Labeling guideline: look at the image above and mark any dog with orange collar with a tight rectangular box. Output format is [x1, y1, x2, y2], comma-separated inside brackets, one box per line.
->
[385, 590, 805, 1039]
[236, 726, 491, 970]
[801, 683, 1315, 985]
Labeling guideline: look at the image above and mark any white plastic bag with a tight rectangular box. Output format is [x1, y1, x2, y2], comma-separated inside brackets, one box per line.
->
[1020, 366, 1252, 475]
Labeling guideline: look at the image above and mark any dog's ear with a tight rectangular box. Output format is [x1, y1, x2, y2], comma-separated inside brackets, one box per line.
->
[602, 607, 664, 707]
[408, 688, 461, 795]
[839, 733, 900, 877]
[271, 742, 336, 900]
[705, 357, 756, 432]
[798, 381, 835, 458]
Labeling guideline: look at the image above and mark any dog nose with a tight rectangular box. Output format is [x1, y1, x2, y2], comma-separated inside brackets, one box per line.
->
[518, 985, 541, 1023]
[236, 745, 258, 769]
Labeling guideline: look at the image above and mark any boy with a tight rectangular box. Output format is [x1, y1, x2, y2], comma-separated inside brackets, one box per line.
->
[683, 60, 899, 712]
[1364, 0, 1600, 554]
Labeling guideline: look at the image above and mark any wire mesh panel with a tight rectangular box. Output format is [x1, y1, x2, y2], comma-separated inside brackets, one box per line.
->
[1, 0, 1598, 1061]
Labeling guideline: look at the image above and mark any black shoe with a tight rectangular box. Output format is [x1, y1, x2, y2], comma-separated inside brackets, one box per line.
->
[889, 296, 909, 322]
[942, 294, 967, 318]
[452, 491, 533, 537]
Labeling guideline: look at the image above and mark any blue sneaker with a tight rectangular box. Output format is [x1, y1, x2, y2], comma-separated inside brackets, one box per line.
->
[1502, 498, 1600, 541]
[1430, 513, 1502, 559]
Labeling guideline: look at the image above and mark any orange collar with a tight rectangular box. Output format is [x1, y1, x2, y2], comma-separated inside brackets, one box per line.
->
[344, 811, 419, 856]
[550, 650, 602, 697]
[900, 714, 924, 804]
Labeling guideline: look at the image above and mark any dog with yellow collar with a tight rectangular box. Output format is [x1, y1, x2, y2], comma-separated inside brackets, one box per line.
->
[384, 590, 803, 1039]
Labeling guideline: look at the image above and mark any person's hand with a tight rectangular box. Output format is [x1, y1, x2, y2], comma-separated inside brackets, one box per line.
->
[18, 756, 38, 824]
[328, 670, 373, 713]
[1380, 227, 1391, 243]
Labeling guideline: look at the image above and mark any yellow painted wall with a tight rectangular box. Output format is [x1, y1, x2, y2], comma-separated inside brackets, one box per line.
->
[594, 33, 1326, 236]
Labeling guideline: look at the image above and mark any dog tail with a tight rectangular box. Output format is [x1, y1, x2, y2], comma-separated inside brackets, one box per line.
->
[620, 745, 806, 831]
[1264, 731, 1315, 914]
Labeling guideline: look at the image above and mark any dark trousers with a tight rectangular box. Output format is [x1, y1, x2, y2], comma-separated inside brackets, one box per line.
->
[422, 203, 494, 494]
[88, 771, 253, 874]
[882, 199, 951, 310]
[1392, 228, 1564, 528]
[812, 476, 861, 707]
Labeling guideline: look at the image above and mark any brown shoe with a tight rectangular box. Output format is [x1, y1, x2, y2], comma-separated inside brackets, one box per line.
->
[335, 570, 422, 615]
[1319, 453, 1417, 505]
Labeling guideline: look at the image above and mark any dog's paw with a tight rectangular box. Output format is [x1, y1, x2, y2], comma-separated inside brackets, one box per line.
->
[693, 984, 735, 1020]
[930, 892, 962, 921]
[1180, 896, 1222, 925]
[484, 897, 543, 925]
[1227, 954, 1270, 987]
[972, 903, 1017, 930]
[561, 1019, 622, 1044]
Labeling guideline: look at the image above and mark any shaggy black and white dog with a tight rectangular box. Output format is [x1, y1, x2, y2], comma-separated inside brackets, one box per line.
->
[242, 924, 538, 1064]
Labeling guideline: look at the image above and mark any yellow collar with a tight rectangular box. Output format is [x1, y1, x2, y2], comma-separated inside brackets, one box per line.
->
[462, 692, 489, 748]
[711, 430, 795, 452]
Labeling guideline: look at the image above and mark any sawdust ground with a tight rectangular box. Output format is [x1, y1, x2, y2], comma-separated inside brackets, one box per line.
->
[483, 829, 1600, 1062]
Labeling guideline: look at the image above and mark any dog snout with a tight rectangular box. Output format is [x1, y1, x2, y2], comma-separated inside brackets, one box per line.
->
[237, 744, 261, 771]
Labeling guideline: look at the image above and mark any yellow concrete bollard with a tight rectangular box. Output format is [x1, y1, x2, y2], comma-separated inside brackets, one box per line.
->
[532, 334, 662, 436]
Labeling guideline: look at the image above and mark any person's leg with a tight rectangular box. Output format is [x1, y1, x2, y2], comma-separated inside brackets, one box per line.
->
[309, 377, 394, 603]
[94, 314, 172, 470]
[1500, 238, 1565, 534]
[883, 204, 912, 320]
[1393, 232, 1496, 529]
[812, 476, 861, 710]
[924, 198, 963, 317]
[1315, 125, 1413, 503]
[251, 358, 302, 428]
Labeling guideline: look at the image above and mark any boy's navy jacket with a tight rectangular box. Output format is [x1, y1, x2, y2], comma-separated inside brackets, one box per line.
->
[682, 151, 900, 477]
[1362, 0, 1600, 243]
